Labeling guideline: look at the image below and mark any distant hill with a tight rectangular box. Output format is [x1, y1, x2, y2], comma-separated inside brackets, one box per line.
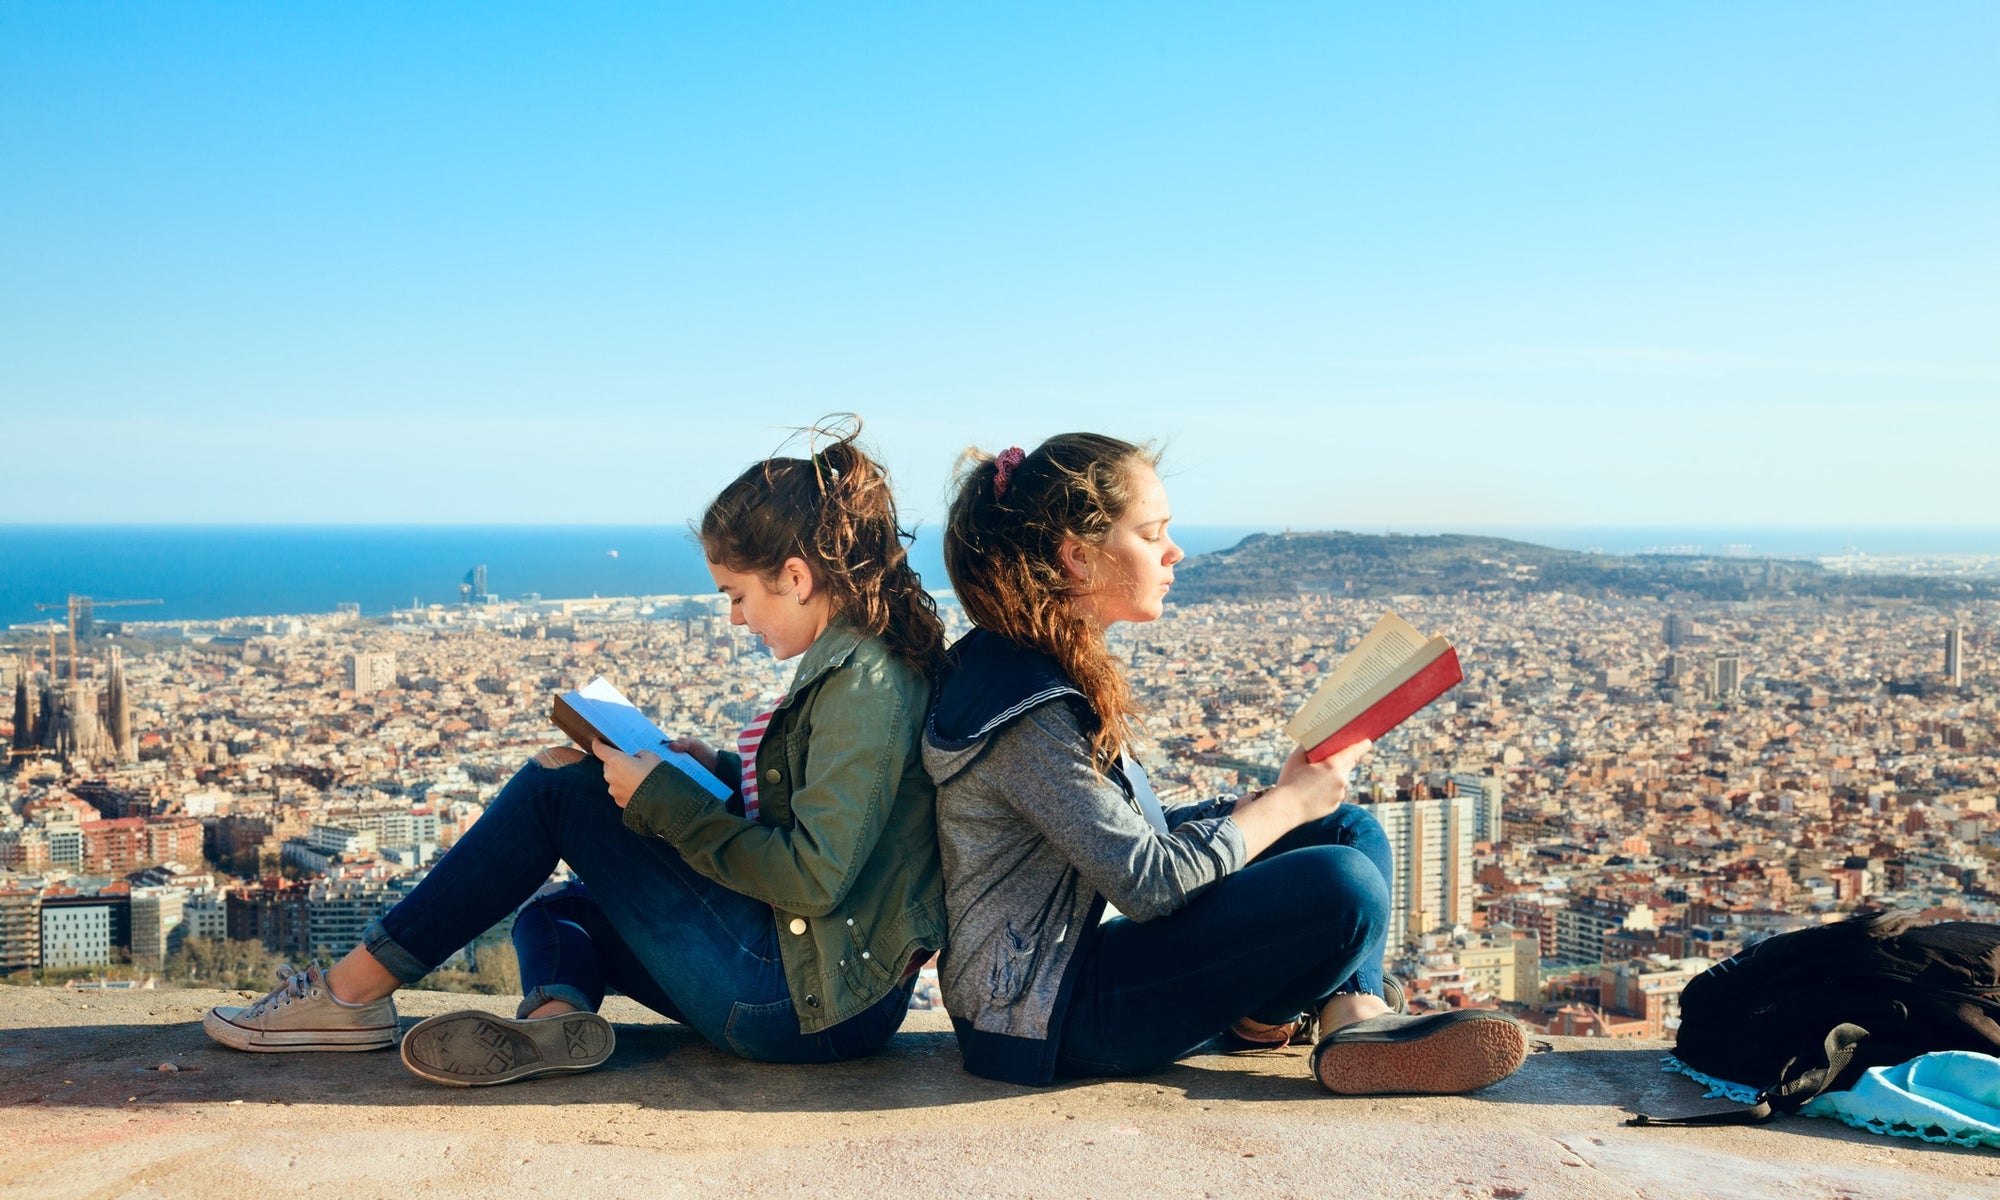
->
[1169, 531, 1998, 604]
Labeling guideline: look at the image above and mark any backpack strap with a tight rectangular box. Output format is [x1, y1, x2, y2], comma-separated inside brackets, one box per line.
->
[1627, 1023, 1871, 1129]
[1626, 1099, 1775, 1128]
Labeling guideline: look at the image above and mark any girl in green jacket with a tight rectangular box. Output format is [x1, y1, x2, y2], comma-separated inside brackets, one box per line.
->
[203, 418, 949, 1084]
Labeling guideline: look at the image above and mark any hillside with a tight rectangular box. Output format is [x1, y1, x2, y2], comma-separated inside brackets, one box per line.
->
[1169, 531, 1998, 604]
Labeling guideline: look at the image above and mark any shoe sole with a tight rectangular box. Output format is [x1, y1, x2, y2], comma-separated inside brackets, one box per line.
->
[202, 1007, 398, 1052]
[1312, 1011, 1527, 1095]
[400, 1009, 614, 1087]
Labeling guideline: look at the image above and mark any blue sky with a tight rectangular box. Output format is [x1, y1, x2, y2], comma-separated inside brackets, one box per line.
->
[2, 3, 1994, 528]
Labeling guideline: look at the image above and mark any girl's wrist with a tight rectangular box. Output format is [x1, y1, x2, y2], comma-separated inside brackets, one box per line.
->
[1245, 782, 1307, 825]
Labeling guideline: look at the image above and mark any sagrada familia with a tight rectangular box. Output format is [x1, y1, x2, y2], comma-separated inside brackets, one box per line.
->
[10, 647, 135, 768]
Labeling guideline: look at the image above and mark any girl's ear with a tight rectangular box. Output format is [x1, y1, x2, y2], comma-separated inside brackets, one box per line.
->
[783, 556, 816, 601]
[1058, 537, 1093, 586]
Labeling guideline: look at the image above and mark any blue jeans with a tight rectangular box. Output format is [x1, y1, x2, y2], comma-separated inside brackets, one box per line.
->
[1053, 803, 1393, 1078]
[363, 756, 912, 1063]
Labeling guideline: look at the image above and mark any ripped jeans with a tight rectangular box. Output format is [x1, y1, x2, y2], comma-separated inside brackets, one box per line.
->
[361, 755, 911, 1063]
[1053, 803, 1394, 1077]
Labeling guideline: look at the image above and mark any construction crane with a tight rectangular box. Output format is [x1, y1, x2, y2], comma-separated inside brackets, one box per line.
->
[31, 595, 163, 682]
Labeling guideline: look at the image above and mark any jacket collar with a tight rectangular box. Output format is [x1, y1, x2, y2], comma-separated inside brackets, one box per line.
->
[928, 627, 1087, 749]
[782, 620, 866, 703]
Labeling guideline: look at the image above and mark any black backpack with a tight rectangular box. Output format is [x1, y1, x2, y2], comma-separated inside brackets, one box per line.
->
[1631, 909, 2000, 1127]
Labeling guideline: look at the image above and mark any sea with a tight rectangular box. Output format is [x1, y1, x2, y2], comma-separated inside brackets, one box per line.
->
[4, 524, 1999, 628]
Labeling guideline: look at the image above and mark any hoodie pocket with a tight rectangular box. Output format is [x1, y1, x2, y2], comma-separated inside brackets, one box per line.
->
[989, 920, 1043, 1006]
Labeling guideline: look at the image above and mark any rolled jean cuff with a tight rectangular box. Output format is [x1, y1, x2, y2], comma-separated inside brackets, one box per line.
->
[361, 919, 433, 985]
[517, 984, 594, 1020]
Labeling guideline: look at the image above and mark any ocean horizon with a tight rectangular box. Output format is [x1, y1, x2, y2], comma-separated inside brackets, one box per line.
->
[5, 524, 2000, 627]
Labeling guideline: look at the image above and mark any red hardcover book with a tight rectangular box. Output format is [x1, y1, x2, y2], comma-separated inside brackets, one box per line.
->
[1287, 612, 1464, 761]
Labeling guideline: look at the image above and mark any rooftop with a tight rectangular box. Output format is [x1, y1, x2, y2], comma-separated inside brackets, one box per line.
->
[5, 990, 1997, 1199]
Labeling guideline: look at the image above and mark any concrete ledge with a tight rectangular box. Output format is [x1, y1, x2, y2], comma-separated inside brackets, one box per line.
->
[3, 989, 1997, 1199]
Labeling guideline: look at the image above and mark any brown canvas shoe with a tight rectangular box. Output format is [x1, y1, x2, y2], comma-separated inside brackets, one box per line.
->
[1311, 1009, 1527, 1095]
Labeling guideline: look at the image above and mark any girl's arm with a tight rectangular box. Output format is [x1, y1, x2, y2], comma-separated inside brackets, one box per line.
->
[616, 655, 920, 916]
[974, 706, 1368, 922]
[978, 702, 1246, 922]
[1223, 741, 1371, 857]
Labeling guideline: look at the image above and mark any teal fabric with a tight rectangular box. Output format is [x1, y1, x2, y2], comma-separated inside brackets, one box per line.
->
[1664, 1052, 2000, 1150]
[1807, 1052, 2000, 1149]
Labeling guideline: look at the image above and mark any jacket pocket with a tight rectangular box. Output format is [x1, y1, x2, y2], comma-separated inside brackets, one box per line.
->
[989, 921, 1043, 1006]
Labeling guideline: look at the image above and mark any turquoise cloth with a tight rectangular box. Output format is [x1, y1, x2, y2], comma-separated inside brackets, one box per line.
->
[1663, 1052, 2000, 1150]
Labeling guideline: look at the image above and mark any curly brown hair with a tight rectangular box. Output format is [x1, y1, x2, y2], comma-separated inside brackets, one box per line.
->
[943, 433, 1161, 764]
[701, 415, 946, 676]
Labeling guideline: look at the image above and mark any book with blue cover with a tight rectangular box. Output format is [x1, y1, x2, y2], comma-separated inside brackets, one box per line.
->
[551, 676, 734, 801]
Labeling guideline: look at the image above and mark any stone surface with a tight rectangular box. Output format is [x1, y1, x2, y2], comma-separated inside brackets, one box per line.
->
[3, 988, 1997, 1199]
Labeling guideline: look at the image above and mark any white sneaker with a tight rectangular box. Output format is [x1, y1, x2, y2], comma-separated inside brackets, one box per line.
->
[203, 962, 400, 1052]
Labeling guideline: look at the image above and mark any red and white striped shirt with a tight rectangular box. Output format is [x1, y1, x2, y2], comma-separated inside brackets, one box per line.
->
[736, 697, 786, 821]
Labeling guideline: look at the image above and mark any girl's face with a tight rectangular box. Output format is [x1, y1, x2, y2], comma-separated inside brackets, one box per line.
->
[708, 556, 830, 660]
[1064, 461, 1183, 631]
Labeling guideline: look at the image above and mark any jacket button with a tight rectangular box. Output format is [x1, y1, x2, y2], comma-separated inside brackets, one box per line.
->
[804, 994, 819, 1008]
[764, 768, 781, 784]
[845, 918, 855, 927]
[860, 951, 871, 960]
[789, 917, 807, 935]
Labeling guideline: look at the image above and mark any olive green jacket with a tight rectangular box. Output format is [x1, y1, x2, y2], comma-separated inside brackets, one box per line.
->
[621, 623, 946, 1034]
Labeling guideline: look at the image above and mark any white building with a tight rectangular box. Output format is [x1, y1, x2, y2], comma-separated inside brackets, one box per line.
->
[347, 652, 397, 694]
[307, 878, 409, 956]
[45, 823, 84, 869]
[183, 890, 229, 943]
[41, 901, 113, 969]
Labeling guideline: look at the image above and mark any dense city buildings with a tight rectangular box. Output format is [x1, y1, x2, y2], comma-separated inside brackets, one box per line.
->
[3, 585, 1994, 1039]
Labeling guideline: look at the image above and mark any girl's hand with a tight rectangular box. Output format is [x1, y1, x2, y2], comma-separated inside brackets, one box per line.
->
[1224, 739, 1373, 859]
[1276, 738, 1373, 819]
[592, 739, 661, 808]
[668, 736, 719, 774]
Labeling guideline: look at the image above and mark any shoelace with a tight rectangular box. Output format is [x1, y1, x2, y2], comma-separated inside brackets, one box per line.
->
[244, 962, 321, 1017]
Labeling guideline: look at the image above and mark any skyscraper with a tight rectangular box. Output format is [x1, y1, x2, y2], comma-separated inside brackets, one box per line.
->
[1709, 654, 1740, 700]
[1945, 625, 1964, 688]
[1662, 614, 1690, 647]
[1449, 772, 1505, 844]
[1364, 792, 1475, 950]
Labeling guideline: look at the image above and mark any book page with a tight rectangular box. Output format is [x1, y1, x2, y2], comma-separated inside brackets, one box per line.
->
[565, 677, 733, 801]
[1285, 612, 1429, 746]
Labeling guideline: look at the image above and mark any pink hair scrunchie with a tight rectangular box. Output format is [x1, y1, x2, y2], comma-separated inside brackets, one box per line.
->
[992, 446, 1026, 498]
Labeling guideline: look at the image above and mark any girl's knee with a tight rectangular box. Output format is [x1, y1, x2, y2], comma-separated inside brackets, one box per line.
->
[1328, 802, 1386, 841]
[1292, 845, 1390, 925]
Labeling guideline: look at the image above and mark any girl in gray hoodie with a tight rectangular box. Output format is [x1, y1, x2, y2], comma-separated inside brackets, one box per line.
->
[925, 433, 1527, 1094]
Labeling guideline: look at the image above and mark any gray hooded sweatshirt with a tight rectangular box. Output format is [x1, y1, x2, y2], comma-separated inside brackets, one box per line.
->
[923, 630, 1246, 1084]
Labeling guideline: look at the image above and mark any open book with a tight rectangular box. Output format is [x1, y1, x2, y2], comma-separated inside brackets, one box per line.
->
[551, 677, 734, 802]
[1286, 612, 1463, 762]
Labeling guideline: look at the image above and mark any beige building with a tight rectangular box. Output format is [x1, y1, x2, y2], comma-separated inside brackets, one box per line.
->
[1366, 793, 1474, 950]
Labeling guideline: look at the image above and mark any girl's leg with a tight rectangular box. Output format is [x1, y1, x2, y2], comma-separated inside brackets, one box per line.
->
[510, 883, 614, 1017]
[366, 755, 905, 1064]
[511, 882, 686, 1021]
[508, 869, 915, 1063]
[1250, 803, 1394, 1005]
[349, 756, 622, 990]
[1054, 841, 1390, 1078]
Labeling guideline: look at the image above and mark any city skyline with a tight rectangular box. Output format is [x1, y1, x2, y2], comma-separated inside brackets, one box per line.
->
[4, 5, 1996, 528]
